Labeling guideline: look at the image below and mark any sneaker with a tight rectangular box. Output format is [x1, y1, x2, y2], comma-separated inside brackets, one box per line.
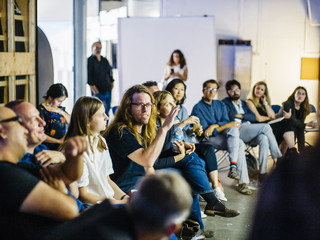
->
[213, 187, 227, 202]
[237, 183, 252, 195]
[201, 210, 207, 219]
[192, 230, 205, 240]
[204, 201, 240, 217]
[228, 168, 240, 180]
[203, 229, 215, 239]
[199, 195, 205, 202]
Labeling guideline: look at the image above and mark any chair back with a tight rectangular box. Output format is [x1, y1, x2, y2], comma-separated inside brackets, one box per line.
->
[271, 105, 281, 114]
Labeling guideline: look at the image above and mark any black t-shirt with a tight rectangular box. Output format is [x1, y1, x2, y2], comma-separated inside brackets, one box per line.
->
[0, 161, 60, 239]
[46, 200, 136, 240]
[87, 55, 114, 94]
[106, 127, 146, 193]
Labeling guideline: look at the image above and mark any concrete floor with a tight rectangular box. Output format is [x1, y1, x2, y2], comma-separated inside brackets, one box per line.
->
[200, 170, 258, 240]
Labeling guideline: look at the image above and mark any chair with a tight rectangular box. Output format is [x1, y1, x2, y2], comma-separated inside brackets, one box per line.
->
[271, 104, 281, 114]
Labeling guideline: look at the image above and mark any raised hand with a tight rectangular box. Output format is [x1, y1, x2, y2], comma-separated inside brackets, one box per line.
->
[64, 136, 88, 158]
[162, 105, 180, 131]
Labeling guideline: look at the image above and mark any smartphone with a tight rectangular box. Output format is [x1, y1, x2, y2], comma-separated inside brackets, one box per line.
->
[170, 68, 174, 74]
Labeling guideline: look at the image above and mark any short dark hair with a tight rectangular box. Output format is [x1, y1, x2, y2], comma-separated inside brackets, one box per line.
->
[43, 83, 68, 100]
[142, 81, 158, 88]
[165, 78, 186, 105]
[5, 100, 24, 110]
[203, 79, 219, 89]
[225, 79, 241, 91]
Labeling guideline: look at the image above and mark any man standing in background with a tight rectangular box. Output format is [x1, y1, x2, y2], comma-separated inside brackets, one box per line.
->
[88, 41, 114, 116]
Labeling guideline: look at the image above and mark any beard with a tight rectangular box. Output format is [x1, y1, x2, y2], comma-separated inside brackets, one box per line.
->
[230, 95, 240, 101]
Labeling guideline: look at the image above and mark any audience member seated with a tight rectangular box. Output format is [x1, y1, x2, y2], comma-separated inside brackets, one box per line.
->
[163, 49, 188, 89]
[46, 171, 193, 240]
[6, 100, 85, 211]
[62, 96, 128, 205]
[153, 90, 239, 219]
[191, 79, 252, 195]
[247, 81, 296, 155]
[104, 85, 239, 239]
[249, 142, 320, 240]
[280, 86, 316, 152]
[0, 106, 87, 239]
[39, 83, 70, 150]
[165, 79, 227, 201]
[222, 80, 282, 182]
[142, 80, 160, 94]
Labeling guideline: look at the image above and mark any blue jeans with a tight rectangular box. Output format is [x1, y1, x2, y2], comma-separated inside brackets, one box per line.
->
[160, 168, 205, 231]
[94, 91, 111, 116]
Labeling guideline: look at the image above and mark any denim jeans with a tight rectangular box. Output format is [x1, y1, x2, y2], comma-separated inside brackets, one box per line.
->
[93, 91, 111, 116]
[157, 167, 205, 231]
[240, 123, 282, 174]
[202, 127, 250, 184]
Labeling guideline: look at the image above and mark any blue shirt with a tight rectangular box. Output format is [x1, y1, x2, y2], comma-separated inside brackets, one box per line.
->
[222, 97, 256, 123]
[191, 98, 230, 135]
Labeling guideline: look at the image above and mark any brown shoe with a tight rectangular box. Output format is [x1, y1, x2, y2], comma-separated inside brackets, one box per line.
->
[237, 183, 252, 195]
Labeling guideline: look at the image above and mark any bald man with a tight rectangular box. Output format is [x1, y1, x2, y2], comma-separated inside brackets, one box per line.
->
[0, 107, 87, 239]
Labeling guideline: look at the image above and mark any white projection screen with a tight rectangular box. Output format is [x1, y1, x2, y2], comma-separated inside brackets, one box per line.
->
[117, 16, 217, 113]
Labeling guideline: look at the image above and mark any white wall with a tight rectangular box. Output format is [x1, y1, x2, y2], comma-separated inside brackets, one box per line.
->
[161, 0, 320, 106]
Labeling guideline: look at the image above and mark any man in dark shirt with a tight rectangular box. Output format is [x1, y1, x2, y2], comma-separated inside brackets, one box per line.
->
[88, 41, 114, 116]
[222, 80, 282, 182]
[0, 106, 87, 239]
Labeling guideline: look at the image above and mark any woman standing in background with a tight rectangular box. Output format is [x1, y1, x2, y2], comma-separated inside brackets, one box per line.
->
[163, 49, 188, 89]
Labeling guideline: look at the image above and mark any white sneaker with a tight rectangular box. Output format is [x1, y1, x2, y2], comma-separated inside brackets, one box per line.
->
[213, 187, 228, 202]
[200, 210, 207, 219]
[192, 230, 205, 240]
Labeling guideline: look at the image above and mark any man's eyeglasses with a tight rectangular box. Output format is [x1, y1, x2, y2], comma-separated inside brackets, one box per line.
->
[228, 88, 240, 93]
[204, 87, 218, 92]
[0, 116, 23, 126]
[131, 102, 154, 110]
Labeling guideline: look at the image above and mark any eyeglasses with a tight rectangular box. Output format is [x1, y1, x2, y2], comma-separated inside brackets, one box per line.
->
[204, 87, 218, 92]
[228, 88, 240, 93]
[131, 102, 154, 110]
[0, 116, 23, 126]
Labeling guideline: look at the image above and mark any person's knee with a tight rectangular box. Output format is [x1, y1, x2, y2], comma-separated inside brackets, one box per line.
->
[227, 127, 240, 137]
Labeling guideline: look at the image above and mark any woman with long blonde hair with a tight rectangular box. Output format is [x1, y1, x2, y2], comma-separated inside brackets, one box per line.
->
[63, 96, 128, 205]
[247, 81, 295, 154]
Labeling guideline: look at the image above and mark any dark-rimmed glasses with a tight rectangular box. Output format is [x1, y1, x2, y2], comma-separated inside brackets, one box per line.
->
[0, 116, 23, 126]
[131, 102, 154, 110]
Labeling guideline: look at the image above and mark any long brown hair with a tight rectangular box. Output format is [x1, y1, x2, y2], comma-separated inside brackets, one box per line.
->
[249, 81, 272, 111]
[62, 96, 106, 152]
[104, 85, 157, 148]
[168, 49, 186, 68]
[286, 86, 311, 118]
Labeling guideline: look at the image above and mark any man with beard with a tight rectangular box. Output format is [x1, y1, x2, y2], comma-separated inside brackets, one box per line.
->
[222, 79, 282, 183]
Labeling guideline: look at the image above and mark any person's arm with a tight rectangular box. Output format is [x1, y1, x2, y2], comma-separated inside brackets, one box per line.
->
[204, 122, 239, 138]
[127, 106, 180, 168]
[87, 57, 99, 94]
[44, 135, 64, 144]
[174, 66, 188, 81]
[216, 102, 231, 126]
[178, 115, 200, 129]
[163, 65, 172, 81]
[35, 150, 66, 167]
[20, 180, 79, 221]
[191, 104, 210, 131]
[78, 186, 105, 204]
[246, 99, 271, 122]
[242, 101, 257, 122]
[47, 136, 88, 185]
[107, 176, 128, 202]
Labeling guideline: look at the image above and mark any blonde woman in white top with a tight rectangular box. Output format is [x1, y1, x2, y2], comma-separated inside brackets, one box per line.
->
[63, 96, 128, 204]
